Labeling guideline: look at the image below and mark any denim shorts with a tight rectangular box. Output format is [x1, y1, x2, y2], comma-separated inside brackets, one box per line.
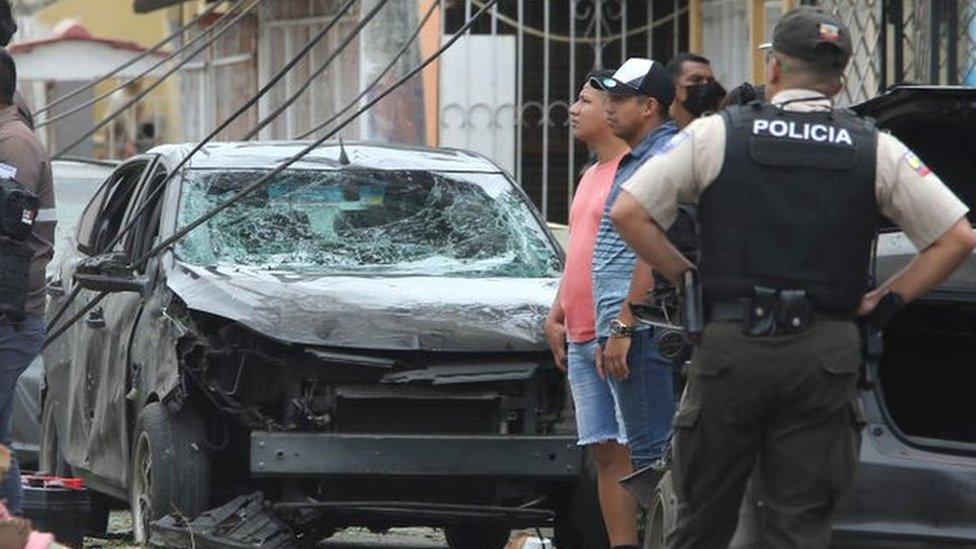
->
[568, 329, 676, 469]
[567, 339, 627, 446]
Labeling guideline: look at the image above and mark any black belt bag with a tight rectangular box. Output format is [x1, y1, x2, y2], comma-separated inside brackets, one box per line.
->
[709, 287, 817, 337]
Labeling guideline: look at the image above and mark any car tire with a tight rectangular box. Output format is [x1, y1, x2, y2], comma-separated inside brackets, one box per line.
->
[444, 523, 510, 549]
[642, 471, 675, 549]
[38, 395, 70, 477]
[552, 452, 609, 549]
[130, 402, 211, 543]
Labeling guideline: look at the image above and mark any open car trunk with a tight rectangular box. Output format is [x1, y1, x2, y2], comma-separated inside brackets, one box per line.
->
[880, 300, 976, 447]
[855, 87, 976, 451]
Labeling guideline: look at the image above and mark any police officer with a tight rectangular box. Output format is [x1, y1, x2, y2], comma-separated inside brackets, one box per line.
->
[0, 48, 54, 515]
[610, 7, 976, 548]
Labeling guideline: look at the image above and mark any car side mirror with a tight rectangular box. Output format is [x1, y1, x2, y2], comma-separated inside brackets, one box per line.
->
[73, 253, 149, 295]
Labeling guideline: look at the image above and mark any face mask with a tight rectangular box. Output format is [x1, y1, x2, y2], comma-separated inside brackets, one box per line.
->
[683, 80, 727, 117]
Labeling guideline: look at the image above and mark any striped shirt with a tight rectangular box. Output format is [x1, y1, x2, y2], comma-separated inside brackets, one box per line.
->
[592, 121, 678, 338]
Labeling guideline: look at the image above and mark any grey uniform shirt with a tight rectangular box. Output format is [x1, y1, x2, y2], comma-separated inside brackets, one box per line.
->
[0, 105, 55, 317]
[621, 88, 970, 252]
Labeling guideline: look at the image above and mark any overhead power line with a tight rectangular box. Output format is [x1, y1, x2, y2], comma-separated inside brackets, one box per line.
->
[134, 0, 500, 270]
[296, 0, 438, 140]
[33, 0, 226, 117]
[36, 0, 252, 130]
[44, 0, 359, 340]
[50, 0, 266, 159]
[242, 0, 392, 140]
[45, 0, 502, 349]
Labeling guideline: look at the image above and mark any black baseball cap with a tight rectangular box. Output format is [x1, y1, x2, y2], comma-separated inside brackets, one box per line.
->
[765, 6, 852, 69]
[589, 58, 675, 105]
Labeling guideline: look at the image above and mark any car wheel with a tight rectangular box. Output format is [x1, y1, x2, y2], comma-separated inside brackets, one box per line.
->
[444, 523, 510, 549]
[642, 471, 675, 549]
[552, 452, 609, 549]
[38, 395, 69, 477]
[130, 402, 211, 543]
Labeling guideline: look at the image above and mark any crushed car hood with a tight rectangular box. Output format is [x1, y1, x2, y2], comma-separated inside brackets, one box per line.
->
[167, 262, 558, 352]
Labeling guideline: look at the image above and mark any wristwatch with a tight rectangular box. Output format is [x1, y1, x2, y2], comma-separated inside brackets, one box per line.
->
[609, 319, 633, 339]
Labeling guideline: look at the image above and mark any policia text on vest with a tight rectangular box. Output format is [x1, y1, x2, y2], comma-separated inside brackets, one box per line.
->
[751, 117, 853, 145]
[700, 103, 877, 314]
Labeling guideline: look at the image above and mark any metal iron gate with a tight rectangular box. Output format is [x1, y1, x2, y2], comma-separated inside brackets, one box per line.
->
[440, 0, 689, 223]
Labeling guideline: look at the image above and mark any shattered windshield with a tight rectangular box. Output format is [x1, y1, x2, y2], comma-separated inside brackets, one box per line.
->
[176, 169, 561, 277]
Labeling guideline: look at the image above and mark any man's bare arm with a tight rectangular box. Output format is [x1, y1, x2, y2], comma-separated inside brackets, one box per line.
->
[859, 218, 976, 314]
[611, 192, 693, 285]
[544, 281, 568, 371]
[618, 259, 654, 326]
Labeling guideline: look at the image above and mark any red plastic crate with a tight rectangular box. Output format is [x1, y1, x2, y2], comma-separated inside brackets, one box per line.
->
[21, 475, 84, 491]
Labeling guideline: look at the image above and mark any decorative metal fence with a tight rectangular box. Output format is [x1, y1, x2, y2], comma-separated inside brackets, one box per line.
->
[440, 0, 689, 224]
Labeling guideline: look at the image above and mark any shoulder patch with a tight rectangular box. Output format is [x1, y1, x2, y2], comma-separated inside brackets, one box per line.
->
[0, 163, 16, 180]
[902, 150, 930, 177]
[657, 131, 689, 155]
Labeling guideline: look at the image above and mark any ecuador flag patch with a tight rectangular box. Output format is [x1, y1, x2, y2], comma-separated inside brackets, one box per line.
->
[902, 151, 931, 177]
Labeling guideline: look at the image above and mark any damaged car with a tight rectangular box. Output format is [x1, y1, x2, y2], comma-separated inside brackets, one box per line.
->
[40, 142, 604, 548]
[643, 86, 976, 548]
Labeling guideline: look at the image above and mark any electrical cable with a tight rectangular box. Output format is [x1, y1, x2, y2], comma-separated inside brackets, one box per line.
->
[44, 0, 501, 349]
[134, 0, 499, 270]
[36, 0, 252, 130]
[242, 0, 392, 140]
[296, 0, 437, 140]
[50, 0, 266, 159]
[43, 0, 360, 341]
[33, 0, 227, 118]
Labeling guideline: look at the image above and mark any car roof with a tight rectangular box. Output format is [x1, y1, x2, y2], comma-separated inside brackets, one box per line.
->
[853, 85, 976, 118]
[149, 141, 504, 173]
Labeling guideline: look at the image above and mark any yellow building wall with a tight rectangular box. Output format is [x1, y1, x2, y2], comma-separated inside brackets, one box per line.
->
[34, 0, 184, 149]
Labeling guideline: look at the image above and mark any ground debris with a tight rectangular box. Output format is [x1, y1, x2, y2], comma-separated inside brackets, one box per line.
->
[150, 492, 297, 548]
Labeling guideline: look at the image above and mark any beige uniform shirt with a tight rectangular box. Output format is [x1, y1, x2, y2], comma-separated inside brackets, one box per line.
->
[622, 88, 970, 252]
[0, 105, 55, 317]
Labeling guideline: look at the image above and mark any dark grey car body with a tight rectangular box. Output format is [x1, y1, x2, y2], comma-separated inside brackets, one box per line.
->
[830, 86, 976, 547]
[39, 142, 592, 543]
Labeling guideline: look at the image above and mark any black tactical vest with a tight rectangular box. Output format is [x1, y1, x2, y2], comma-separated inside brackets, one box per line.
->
[0, 179, 38, 322]
[698, 102, 878, 313]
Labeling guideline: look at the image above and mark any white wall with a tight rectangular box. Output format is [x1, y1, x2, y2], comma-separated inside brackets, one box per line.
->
[438, 34, 516, 174]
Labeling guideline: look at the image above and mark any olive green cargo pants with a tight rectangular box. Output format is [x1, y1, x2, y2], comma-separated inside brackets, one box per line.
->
[666, 320, 863, 549]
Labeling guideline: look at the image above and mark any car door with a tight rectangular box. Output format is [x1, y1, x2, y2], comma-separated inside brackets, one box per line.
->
[84, 160, 173, 490]
[43, 156, 157, 491]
